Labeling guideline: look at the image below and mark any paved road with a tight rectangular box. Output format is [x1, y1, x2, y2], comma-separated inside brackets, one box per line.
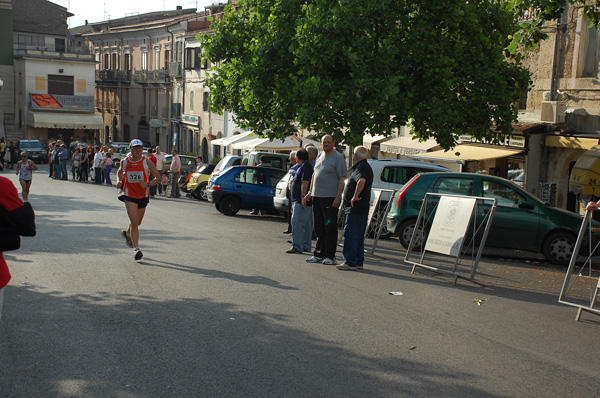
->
[0, 166, 598, 398]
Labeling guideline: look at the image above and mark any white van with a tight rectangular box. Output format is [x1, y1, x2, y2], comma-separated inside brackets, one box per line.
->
[241, 151, 290, 170]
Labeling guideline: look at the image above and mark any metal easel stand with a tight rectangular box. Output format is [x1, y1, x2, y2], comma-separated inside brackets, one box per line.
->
[558, 209, 600, 321]
[404, 193, 497, 286]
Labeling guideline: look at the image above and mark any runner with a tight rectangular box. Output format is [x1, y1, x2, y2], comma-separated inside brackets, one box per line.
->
[116, 139, 161, 260]
[16, 152, 38, 202]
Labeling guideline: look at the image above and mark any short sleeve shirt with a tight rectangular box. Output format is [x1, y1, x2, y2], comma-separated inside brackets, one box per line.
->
[291, 162, 313, 204]
[343, 159, 373, 216]
[312, 150, 346, 198]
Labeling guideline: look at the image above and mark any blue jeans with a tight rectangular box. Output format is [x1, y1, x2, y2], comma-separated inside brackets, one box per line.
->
[342, 213, 368, 267]
[54, 162, 61, 179]
[291, 202, 313, 252]
[60, 159, 68, 180]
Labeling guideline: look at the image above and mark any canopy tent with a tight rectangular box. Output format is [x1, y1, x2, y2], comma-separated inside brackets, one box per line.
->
[407, 144, 523, 164]
[27, 111, 103, 129]
[231, 136, 317, 151]
[379, 136, 439, 155]
[363, 134, 392, 150]
[210, 131, 255, 147]
[569, 145, 600, 197]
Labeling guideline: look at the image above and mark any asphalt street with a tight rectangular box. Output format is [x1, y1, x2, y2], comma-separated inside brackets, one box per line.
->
[0, 165, 598, 398]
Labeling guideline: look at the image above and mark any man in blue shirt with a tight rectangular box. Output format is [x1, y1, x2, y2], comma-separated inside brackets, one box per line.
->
[287, 149, 313, 254]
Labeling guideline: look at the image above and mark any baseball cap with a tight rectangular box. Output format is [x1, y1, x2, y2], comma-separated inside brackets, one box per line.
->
[129, 139, 143, 148]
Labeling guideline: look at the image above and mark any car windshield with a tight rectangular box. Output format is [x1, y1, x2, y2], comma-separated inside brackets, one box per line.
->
[20, 141, 43, 149]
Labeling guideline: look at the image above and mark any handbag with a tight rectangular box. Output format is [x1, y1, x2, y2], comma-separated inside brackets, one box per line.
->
[0, 202, 36, 252]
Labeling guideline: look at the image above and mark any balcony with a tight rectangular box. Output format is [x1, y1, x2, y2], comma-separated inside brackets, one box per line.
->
[14, 46, 94, 62]
[95, 70, 132, 83]
[133, 70, 170, 84]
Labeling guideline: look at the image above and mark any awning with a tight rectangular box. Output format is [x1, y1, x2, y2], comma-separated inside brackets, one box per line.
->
[545, 136, 599, 150]
[363, 134, 392, 150]
[27, 111, 103, 129]
[407, 144, 523, 164]
[379, 137, 439, 155]
[569, 145, 600, 197]
[232, 136, 304, 151]
[210, 131, 255, 146]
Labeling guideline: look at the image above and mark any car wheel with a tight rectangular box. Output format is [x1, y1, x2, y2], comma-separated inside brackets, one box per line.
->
[197, 182, 209, 201]
[542, 231, 576, 266]
[398, 219, 428, 250]
[220, 196, 240, 216]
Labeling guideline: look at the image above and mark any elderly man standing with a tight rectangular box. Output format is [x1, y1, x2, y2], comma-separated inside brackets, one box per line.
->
[337, 146, 373, 271]
[154, 146, 166, 195]
[303, 135, 346, 265]
[168, 149, 181, 198]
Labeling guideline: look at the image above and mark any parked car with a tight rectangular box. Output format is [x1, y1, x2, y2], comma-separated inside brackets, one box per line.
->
[207, 165, 288, 216]
[17, 140, 47, 163]
[212, 155, 242, 177]
[242, 151, 290, 170]
[108, 142, 131, 167]
[274, 170, 293, 212]
[386, 172, 600, 265]
[186, 164, 217, 201]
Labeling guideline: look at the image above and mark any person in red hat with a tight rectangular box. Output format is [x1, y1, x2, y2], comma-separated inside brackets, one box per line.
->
[116, 139, 161, 260]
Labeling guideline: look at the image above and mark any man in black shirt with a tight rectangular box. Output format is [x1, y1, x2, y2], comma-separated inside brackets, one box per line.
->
[337, 146, 373, 271]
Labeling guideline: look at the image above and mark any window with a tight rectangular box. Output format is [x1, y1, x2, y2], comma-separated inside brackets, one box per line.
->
[203, 92, 209, 112]
[55, 38, 65, 52]
[48, 75, 74, 95]
[235, 168, 264, 185]
[154, 50, 160, 70]
[103, 53, 110, 69]
[185, 48, 200, 69]
[381, 166, 431, 185]
[433, 177, 474, 196]
[111, 53, 119, 70]
[269, 169, 287, 186]
[578, 16, 600, 77]
[482, 179, 525, 207]
[142, 52, 148, 70]
[189, 91, 194, 111]
[124, 54, 132, 71]
[164, 50, 171, 70]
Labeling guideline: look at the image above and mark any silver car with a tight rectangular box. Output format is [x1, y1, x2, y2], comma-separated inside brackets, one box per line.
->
[274, 170, 293, 212]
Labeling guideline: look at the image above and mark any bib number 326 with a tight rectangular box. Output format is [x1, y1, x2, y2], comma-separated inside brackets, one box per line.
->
[127, 171, 144, 183]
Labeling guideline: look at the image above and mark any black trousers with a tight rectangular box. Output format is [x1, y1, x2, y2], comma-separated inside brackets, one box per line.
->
[312, 197, 339, 260]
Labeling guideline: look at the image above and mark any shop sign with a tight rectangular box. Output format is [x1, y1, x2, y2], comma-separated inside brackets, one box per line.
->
[149, 119, 162, 128]
[182, 114, 199, 125]
[30, 94, 94, 111]
[458, 134, 525, 148]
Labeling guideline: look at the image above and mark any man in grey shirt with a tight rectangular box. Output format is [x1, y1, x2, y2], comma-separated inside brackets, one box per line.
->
[303, 134, 347, 265]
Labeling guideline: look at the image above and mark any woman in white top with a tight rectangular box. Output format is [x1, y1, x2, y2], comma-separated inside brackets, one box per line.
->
[16, 151, 38, 202]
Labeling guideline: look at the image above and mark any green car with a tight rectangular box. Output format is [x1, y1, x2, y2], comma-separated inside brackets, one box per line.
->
[386, 172, 600, 265]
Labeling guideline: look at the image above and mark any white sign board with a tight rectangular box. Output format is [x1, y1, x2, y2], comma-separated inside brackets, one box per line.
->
[425, 196, 476, 257]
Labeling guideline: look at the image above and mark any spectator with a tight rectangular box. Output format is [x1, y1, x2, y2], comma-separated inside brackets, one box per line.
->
[58, 144, 69, 180]
[147, 148, 158, 197]
[303, 135, 347, 265]
[93, 146, 105, 184]
[195, 155, 204, 171]
[105, 153, 113, 186]
[5, 141, 15, 169]
[306, 145, 318, 167]
[167, 149, 181, 198]
[286, 149, 313, 254]
[154, 146, 166, 195]
[337, 146, 373, 271]
[52, 141, 62, 180]
[71, 147, 82, 180]
[283, 151, 298, 234]
[47, 142, 56, 178]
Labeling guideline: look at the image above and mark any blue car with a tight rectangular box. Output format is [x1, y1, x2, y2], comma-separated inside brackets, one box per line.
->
[207, 166, 288, 216]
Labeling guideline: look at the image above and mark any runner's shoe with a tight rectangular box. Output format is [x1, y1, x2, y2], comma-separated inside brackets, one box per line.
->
[121, 230, 133, 248]
[134, 248, 143, 261]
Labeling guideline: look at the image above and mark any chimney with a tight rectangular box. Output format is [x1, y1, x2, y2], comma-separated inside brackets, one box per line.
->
[176, 6, 182, 10]
[85, 20, 88, 25]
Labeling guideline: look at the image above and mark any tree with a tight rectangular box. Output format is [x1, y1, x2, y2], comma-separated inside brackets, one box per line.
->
[201, 0, 584, 148]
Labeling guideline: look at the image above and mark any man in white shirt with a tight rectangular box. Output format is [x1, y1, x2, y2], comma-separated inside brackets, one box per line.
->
[93, 146, 105, 185]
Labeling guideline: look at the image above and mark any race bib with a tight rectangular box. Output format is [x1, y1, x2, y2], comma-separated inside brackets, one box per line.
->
[127, 171, 144, 183]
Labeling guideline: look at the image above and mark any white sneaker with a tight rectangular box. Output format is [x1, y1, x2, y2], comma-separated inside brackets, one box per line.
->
[322, 258, 337, 265]
[306, 256, 323, 263]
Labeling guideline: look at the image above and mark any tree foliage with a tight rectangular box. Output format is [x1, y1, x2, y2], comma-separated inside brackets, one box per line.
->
[201, 0, 587, 148]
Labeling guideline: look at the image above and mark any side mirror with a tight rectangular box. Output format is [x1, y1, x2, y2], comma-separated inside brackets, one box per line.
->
[518, 202, 535, 210]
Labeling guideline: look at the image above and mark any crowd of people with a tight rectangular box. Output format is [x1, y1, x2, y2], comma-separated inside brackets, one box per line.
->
[285, 135, 374, 271]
